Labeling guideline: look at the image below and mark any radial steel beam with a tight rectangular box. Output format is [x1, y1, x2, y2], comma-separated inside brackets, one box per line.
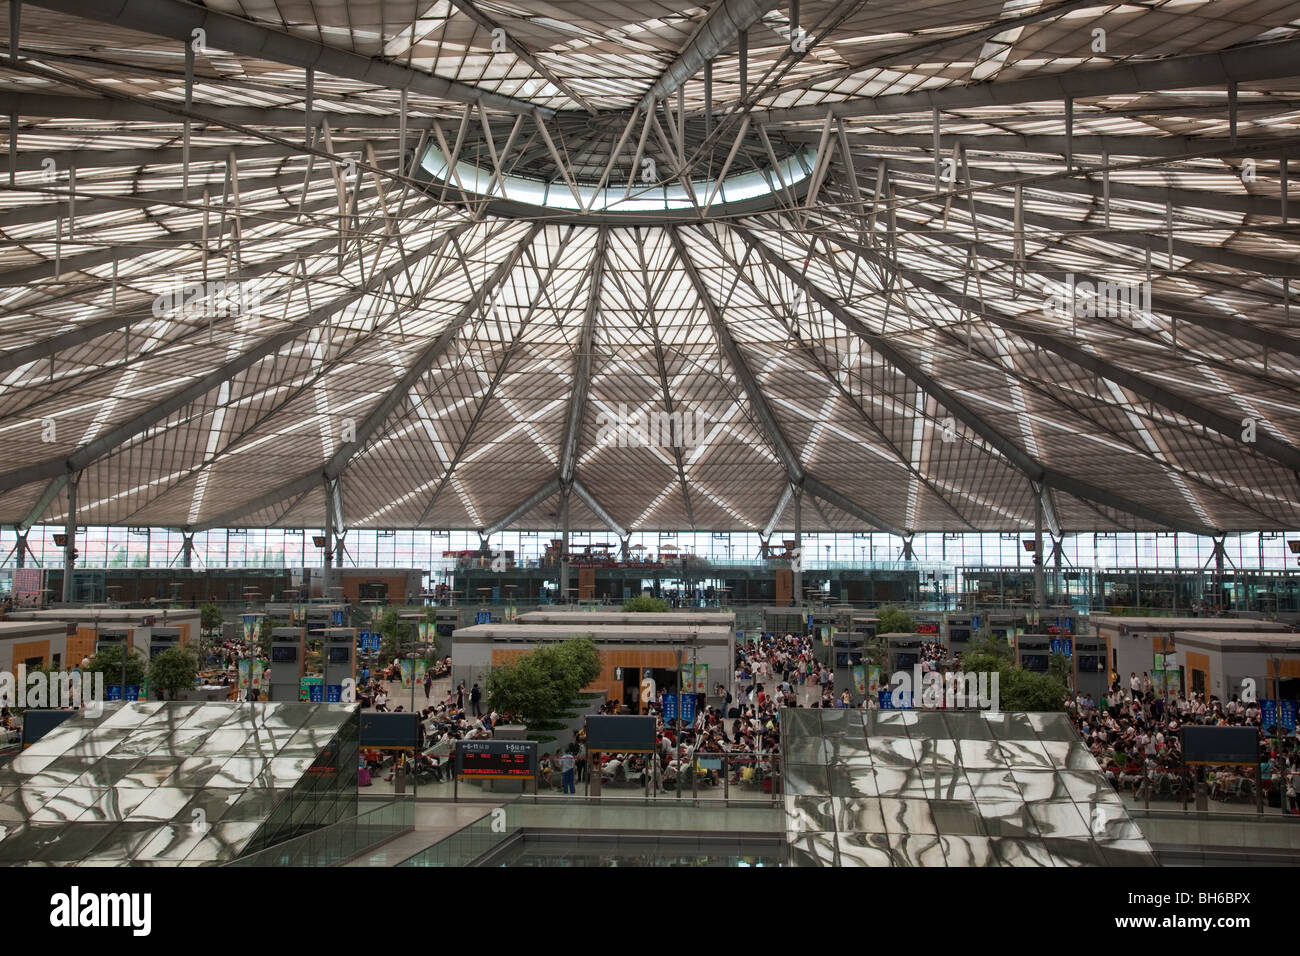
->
[559, 228, 608, 485]
[850, 176, 1300, 357]
[322, 223, 540, 481]
[414, 226, 578, 526]
[0, 199, 425, 377]
[0, 220, 478, 494]
[817, 130, 1300, 163]
[0, 180, 403, 288]
[571, 478, 627, 539]
[0, 93, 442, 128]
[757, 36, 1300, 123]
[803, 475, 906, 537]
[667, 227, 805, 485]
[24, 0, 546, 117]
[822, 222, 1300, 473]
[693, 223, 977, 529]
[1033, 479, 1062, 539]
[731, 224, 1220, 535]
[191, 471, 321, 532]
[447, 0, 595, 113]
[639, 0, 784, 110]
[481, 477, 562, 536]
[763, 483, 795, 538]
[19, 474, 66, 530]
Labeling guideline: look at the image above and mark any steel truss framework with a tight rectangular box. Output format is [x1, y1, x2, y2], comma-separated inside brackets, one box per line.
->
[0, 0, 1297, 552]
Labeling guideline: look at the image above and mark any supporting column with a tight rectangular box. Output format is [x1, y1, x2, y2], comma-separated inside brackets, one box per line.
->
[322, 476, 337, 599]
[15, 526, 27, 569]
[559, 486, 571, 603]
[182, 531, 194, 569]
[1033, 493, 1045, 614]
[62, 470, 79, 603]
[792, 486, 802, 607]
[1212, 535, 1226, 610]
[619, 535, 630, 561]
[902, 534, 916, 561]
[1050, 533, 1064, 607]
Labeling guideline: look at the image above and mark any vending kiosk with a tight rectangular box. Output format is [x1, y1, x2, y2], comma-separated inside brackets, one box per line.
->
[268, 626, 306, 701]
[321, 627, 357, 703]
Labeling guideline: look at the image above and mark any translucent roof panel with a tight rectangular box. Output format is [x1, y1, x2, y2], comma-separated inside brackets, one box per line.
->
[1, 2, 1298, 535]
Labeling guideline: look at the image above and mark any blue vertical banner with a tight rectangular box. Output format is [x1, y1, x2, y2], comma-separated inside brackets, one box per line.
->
[1261, 699, 1298, 732]
[1261, 699, 1277, 733]
[1049, 638, 1073, 658]
[662, 693, 696, 724]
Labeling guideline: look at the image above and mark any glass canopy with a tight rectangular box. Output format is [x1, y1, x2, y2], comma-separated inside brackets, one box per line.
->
[781, 708, 1156, 866]
[0, 702, 359, 866]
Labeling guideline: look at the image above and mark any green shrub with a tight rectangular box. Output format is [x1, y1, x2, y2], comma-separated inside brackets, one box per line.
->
[623, 595, 670, 613]
[875, 605, 915, 634]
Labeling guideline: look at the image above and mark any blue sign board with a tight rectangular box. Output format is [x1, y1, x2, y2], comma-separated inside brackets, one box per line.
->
[662, 692, 696, 724]
[475, 610, 491, 624]
[308, 683, 324, 702]
[1261, 699, 1298, 733]
[879, 689, 914, 710]
[1049, 638, 1073, 658]
[105, 685, 141, 702]
[326, 684, 343, 703]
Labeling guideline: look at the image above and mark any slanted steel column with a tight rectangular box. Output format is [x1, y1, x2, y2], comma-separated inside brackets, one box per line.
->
[62, 470, 78, 603]
[559, 487, 571, 603]
[182, 531, 194, 569]
[1050, 533, 1064, 606]
[1212, 535, 1227, 610]
[793, 487, 803, 607]
[902, 535, 916, 561]
[1033, 492, 1045, 613]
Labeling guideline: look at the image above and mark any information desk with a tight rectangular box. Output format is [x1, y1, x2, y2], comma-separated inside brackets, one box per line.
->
[455, 739, 537, 780]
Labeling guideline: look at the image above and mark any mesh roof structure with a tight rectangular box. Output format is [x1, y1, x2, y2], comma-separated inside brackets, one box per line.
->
[782, 708, 1157, 866]
[1, 1, 1298, 537]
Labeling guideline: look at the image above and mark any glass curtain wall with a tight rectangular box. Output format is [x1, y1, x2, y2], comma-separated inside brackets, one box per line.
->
[2, 527, 1297, 572]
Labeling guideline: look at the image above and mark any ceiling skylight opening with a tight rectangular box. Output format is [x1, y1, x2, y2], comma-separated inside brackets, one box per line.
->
[419, 144, 817, 213]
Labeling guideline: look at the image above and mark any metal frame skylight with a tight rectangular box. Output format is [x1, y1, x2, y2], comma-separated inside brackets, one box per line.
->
[419, 144, 817, 212]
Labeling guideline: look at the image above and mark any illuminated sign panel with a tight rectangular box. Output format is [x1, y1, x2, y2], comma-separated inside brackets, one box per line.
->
[455, 740, 537, 779]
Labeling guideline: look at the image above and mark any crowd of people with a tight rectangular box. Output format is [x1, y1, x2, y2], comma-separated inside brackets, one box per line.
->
[0, 707, 20, 746]
[1066, 671, 1300, 810]
[537, 632, 820, 795]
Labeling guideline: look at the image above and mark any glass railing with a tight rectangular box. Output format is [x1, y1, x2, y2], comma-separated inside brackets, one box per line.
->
[225, 797, 414, 867]
[398, 811, 512, 866]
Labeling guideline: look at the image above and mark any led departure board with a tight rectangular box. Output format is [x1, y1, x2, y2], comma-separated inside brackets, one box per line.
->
[455, 740, 537, 779]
